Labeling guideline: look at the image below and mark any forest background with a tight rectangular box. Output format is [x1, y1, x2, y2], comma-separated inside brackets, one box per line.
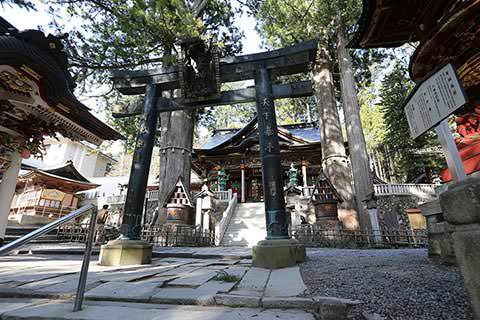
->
[1, 0, 446, 183]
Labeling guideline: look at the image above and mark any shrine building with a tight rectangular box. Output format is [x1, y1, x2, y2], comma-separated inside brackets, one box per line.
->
[349, 0, 480, 182]
[9, 161, 99, 225]
[193, 117, 325, 202]
[0, 17, 123, 243]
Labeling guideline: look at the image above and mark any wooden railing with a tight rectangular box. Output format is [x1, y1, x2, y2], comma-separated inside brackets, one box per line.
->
[215, 194, 238, 245]
[373, 184, 436, 197]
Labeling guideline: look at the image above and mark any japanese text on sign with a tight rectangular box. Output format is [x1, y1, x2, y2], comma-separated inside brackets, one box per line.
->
[404, 63, 467, 139]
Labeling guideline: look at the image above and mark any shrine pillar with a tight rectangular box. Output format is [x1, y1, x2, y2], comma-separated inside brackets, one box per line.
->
[0, 151, 21, 243]
[240, 164, 246, 203]
[202, 211, 210, 232]
[251, 67, 306, 269]
[99, 84, 158, 266]
[195, 197, 202, 226]
[301, 161, 308, 187]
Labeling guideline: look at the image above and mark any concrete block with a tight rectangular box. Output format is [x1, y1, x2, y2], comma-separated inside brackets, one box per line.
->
[313, 296, 362, 306]
[440, 177, 480, 225]
[262, 297, 315, 309]
[418, 199, 442, 217]
[318, 303, 348, 320]
[450, 228, 480, 319]
[169, 269, 217, 286]
[214, 294, 261, 307]
[231, 267, 269, 297]
[85, 282, 159, 301]
[439, 177, 480, 319]
[252, 239, 306, 269]
[99, 239, 152, 266]
[150, 287, 216, 306]
[264, 266, 307, 297]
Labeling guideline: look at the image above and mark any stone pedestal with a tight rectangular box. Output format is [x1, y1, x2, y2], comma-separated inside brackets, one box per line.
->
[419, 199, 456, 264]
[252, 239, 306, 269]
[440, 177, 480, 319]
[99, 239, 152, 266]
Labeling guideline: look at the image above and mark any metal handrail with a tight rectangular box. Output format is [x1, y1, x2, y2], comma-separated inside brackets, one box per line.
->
[0, 203, 96, 256]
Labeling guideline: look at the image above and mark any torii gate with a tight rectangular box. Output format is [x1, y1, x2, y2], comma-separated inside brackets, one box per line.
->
[103, 39, 319, 267]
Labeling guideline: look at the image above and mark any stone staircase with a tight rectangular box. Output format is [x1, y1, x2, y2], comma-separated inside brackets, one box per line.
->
[4, 225, 59, 244]
[221, 202, 266, 247]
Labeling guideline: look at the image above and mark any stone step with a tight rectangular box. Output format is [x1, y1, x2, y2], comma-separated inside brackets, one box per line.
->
[0, 299, 316, 320]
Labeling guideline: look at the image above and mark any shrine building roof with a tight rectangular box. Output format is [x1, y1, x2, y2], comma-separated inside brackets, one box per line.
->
[198, 118, 320, 151]
[0, 17, 124, 145]
[348, 0, 480, 93]
[17, 161, 99, 193]
[348, 0, 457, 49]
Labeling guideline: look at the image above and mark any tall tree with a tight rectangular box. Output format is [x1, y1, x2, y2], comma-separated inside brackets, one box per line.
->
[380, 62, 445, 182]
[44, 0, 243, 225]
[335, 12, 374, 228]
[246, 0, 385, 228]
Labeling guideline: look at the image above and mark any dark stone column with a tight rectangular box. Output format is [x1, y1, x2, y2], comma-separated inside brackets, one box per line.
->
[121, 84, 160, 240]
[254, 68, 289, 240]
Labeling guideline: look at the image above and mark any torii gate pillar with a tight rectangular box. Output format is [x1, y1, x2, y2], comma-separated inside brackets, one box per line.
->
[251, 68, 306, 269]
[99, 84, 158, 266]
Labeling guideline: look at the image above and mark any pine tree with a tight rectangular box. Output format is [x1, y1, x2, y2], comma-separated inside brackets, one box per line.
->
[379, 62, 445, 182]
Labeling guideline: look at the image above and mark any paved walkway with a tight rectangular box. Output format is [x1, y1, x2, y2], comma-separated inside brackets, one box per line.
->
[0, 253, 344, 319]
[16, 243, 253, 259]
[0, 299, 315, 320]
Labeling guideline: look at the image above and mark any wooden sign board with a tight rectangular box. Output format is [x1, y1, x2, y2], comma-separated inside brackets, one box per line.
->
[404, 63, 468, 139]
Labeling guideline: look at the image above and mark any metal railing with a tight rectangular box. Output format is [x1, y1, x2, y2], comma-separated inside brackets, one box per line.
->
[141, 225, 215, 247]
[292, 225, 427, 248]
[0, 203, 97, 312]
[0, 203, 96, 256]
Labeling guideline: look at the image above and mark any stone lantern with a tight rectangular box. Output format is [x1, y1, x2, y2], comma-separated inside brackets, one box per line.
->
[163, 177, 194, 227]
[310, 171, 343, 228]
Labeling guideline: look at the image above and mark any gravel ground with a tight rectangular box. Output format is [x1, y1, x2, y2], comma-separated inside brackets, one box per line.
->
[300, 248, 473, 320]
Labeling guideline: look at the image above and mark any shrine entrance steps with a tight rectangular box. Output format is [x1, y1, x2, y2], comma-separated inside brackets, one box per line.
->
[221, 202, 266, 247]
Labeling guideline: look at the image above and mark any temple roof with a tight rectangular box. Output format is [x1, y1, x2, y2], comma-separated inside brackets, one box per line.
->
[0, 17, 124, 145]
[41, 161, 91, 183]
[17, 161, 99, 193]
[198, 117, 320, 151]
[348, 0, 457, 48]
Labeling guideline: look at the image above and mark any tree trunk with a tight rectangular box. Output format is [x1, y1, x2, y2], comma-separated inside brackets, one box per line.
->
[155, 105, 194, 225]
[335, 14, 376, 230]
[312, 41, 359, 229]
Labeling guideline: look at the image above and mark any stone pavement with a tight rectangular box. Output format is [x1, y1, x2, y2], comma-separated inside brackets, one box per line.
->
[0, 299, 316, 320]
[0, 252, 360, 319]
[16, 242, 253, 259]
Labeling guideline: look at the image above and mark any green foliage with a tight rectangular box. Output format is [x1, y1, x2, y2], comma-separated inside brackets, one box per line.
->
[214, 270, 240, 283]
[44, 0, 243, 149]
[0, 0, 35, 10]
[243, 0, 387, 126]
[379, 61, 445, 182]
[46, 0, 242, 89]
[359, 84, 386, 150]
